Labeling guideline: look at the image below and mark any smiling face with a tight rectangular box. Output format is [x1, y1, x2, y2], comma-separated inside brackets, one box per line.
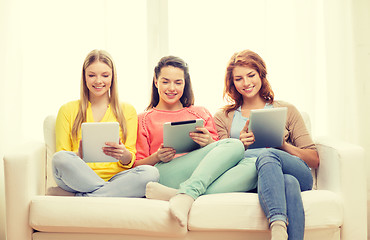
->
[232, 66, 262, 101]
[155, 66, 185, 110]
[85, 61, 112, 101]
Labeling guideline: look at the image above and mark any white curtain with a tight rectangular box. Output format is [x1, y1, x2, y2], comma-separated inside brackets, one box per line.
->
[1, 0, 369, 239]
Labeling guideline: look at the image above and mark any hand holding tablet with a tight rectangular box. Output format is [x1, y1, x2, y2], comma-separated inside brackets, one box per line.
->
[163, 119, 204, 154]
[247, 107, 287, 149]
[81, 122, 120, 162]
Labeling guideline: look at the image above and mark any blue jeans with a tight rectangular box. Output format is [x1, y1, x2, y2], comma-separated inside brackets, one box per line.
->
[254, 148, 313, 240]
[52, 151, 159, 197]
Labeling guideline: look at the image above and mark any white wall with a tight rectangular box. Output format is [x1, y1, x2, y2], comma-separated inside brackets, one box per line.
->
[352, 1, 370, 238]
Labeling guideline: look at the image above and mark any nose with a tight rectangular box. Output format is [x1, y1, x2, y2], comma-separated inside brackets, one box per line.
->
[96, 76, 103, 83]
[169, 82, 176, 91]
[243, 77, 251, 86]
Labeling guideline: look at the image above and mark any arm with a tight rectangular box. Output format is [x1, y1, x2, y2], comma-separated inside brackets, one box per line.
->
[188, 108, 219, 147]
[115, 103, 138, 166]
[278, 101, 320, 168]
[213, 109, 231, 140]
[239, 120, 255, 150]
[55, 104, 74, 152]
[135, 113, 175, 166]
[135, 145, 176, 166]
[279, 142, 319, 168]
[103, 139, 133, 165]
[203, 107, 219, 142]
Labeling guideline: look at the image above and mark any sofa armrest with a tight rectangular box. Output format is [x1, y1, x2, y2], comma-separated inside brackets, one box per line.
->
[315, 136, 367, 240]
[3, 141, 46, 240]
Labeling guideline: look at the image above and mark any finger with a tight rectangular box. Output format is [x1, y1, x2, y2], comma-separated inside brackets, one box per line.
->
[194, 127, 208, 134]
[241, 120, 250, 133]
[105, 141, 122, 148]
[103, 150, 120, 159]
[240, 134, 255, 146]
[158, 152, 175, 162]
[104, 147, 123, 154]
[103, 148, 123, 158]
[159, 149, 176, 158]
[191, 135, 206, 144]
[191, 128, 211, 139]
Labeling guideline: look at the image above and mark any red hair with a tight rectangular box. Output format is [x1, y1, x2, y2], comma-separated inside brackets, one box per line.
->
[223, 49, 274, 114]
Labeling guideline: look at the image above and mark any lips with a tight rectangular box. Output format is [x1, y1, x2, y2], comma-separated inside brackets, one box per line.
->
[93, 85, 105, 90]
[166, 93, 177, 98]
[244, 86, 254, 93]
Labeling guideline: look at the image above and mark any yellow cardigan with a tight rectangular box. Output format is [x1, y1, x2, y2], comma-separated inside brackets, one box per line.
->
[55, 100, 137, 181]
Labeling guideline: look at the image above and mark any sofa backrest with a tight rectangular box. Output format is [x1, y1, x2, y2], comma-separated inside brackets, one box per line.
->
[43, 115, 73, 196]
[43, 112, 315, 195]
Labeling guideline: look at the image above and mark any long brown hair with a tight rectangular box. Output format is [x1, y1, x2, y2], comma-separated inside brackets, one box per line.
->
[146, 55, 194, 110]
[223, 49, 274, 114]
[71, 49, 127, 142]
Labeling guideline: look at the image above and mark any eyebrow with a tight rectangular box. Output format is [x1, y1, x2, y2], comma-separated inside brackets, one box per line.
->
[86, 71, 111, 74]
[235, 70, 255, 77]
[160, 77, 184, 81]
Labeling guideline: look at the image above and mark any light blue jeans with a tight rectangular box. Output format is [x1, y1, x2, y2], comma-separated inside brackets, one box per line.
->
[155, 138, 257, 199]
[255, 148, 313, 240]
[52, 151, 159, 197]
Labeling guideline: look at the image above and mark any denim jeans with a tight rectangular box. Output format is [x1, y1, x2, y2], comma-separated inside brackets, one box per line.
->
[52, 151, 159, 197]
[254, 148, 313, 240]
[155, 138, 257, 199]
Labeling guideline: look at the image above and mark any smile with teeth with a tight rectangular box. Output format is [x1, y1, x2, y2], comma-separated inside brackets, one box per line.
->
[166, 92, 177, 97]
[94, 85, 105, 89]
[244, 86, 254, 93]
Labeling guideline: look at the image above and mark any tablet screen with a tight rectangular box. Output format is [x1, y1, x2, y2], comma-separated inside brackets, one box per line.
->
[163, 119, 204, 154]
[81, 122, 120, 162]
[248, 107, 287, 149]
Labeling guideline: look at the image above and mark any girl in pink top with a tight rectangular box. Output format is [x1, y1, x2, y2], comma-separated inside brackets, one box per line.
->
[135, 56, 247, 227]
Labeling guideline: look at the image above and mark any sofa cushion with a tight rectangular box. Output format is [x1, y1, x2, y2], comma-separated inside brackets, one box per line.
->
[188, 190, 343, 231]
[30, 196, 186, 237]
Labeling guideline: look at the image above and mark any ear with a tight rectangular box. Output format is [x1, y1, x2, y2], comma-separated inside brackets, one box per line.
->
[154, 76, 159, 88]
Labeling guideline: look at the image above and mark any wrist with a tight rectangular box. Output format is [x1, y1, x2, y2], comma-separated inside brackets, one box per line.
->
[119, 149, 131, 165]
[154, 152, 161, 163]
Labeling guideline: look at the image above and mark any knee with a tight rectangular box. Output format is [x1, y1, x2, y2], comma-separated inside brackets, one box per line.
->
[135, 165, 160, 183]
[219, 138, 245, 158]
[52, 151, 76, 170]
[255, 148, 280, 169]
[284, 174, 300, 191]
[52, 151, 67, 168]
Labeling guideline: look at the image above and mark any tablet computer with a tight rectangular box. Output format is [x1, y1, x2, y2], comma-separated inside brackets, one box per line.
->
[81, 122, 120, 162]
[248, 107, 287, 149]
[163, 119, 204, 154]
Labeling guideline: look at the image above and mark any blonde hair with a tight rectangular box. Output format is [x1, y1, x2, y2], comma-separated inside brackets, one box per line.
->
[71, 49, 127, 142]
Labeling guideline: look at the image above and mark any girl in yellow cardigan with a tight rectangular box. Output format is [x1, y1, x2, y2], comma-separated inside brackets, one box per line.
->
[53, 49, 159, 197]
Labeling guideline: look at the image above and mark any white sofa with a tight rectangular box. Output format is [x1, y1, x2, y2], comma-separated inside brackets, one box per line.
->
[3, 114, 367, 240]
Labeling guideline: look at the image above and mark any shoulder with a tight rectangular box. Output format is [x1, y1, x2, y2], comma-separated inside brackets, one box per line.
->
[273, 100, 295, 109]
[59, 100, 79, 111]
[273, 100, 300, 115]
[56, 100, 79, 125]
[137, 108, 155, 124]
[57, 100, 79, 116]
[187, 105, 213, 117]
[273, 100, 305, 129]
[214, 107, 234, 120]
